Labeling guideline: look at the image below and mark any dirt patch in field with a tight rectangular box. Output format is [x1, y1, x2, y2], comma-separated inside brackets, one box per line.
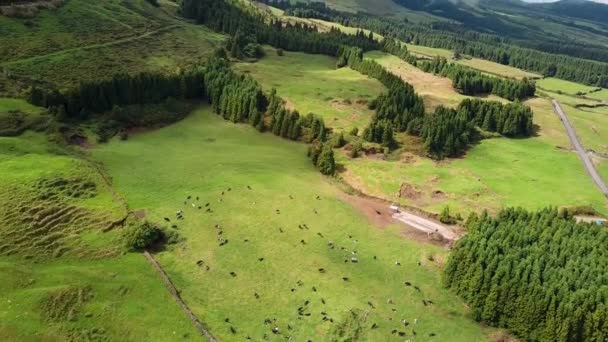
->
[337, 192, 395, 228]
[283, 98, 296, 111]
[399, 183, 422, 200]
[132, 210, 146, 219]
[431, 190, 446, 199]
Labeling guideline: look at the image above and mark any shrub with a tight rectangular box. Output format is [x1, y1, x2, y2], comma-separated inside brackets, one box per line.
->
[276, 48, 284, 56]
[440, 206, 456, 225]
[123, 222, 163, 251]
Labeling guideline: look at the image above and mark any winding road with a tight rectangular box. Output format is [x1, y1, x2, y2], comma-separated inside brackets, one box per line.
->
[552, 100, 608, 197]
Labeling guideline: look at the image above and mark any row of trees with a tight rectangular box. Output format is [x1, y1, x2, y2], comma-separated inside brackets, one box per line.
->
[280, 1, 608, 87]
[180, 0, 379, 58]
[445, 207, 608, 341]
[418, 57, 536, 101]
[27, 71, 205, 119]
[337, 45, 534, 157]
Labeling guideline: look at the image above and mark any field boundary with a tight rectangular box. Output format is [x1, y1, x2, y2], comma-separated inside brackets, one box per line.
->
[143, 251, 217, 342]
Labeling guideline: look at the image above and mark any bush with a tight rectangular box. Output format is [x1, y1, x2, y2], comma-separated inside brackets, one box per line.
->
[350, 140, 362, 158]
[123, 222, 163, 251]
[440, 206, 457, 225]
[349, 127, 359, 136]
[276, 48, 284, 56]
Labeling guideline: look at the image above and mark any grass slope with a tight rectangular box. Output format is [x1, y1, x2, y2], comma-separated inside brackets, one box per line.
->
[0, 131, 197, 341]
[92, 106, 492, 341]
[365, 51, 507, 111]
[338, 97, 608, 215]
[234, 46, 385, 131]
[0, 0, 223, 93]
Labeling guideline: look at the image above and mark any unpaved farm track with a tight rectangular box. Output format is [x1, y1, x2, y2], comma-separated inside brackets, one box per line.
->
[552, 100, 608, 197]
[144, 251, 217, 342]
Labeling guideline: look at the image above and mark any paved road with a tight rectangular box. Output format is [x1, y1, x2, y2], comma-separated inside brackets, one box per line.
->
[552, 100, 608, 197]
[392, 211, 458, 241]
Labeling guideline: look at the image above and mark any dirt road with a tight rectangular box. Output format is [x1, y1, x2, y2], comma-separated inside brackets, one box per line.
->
[552, 100, 608, 197]
[392, 211, 458, 241]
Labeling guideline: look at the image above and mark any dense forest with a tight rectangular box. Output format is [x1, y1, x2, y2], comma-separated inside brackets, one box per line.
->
[445, 208, 608, 341]
[457, 99, 533, 137]
[421, 106, 473, 159]
[276, 1, 608, 87]
[27, 71, 206, 119]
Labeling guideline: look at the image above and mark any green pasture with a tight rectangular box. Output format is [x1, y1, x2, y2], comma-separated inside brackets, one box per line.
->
[234, 46, 385, 132]
[91, 106, 493, 341]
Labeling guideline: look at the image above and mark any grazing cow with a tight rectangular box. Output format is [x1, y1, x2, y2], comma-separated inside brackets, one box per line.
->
[291, 288, 296, 292]
[279, 228, 284, 233]
[206, 203, 210, 207]
[287, 324, 292, 330]
[429, 333, 436, 337]
[422, 300, 428, 306]
[196, 196, 199, 201]
[221, 191, 225, 196]
[196, 260, 203, 266]
[387, 298, 394, 304]
[316, 196, 320, 200]
[272, 327, 280, 334]
[171, 224, 178, 228]
[402, 320, 409, 327]
[395, 261, 401, 266]
[367, 301, 375, 308]
[230, 326, 236, 334]
[312, 286, 317, 292]
[375, 210, 381, 215]
[404, 281, 412, 286]
[317, 232, 323, 238]
[414, 286, 420, 292]
[297, 280, 304, 286]
[398, 332, 406, 336]
[164, 217, 170, 222]
[318, 268, 326, 273]
[391, 329, 397, 335]
[254, 293, 260, 299]
[224, 318, 230, 323]
[187, 196, 192, 200]
[351, 257, 358, 263]
[289, 195, 294, 199]
[228, 188, 231, 192]
[321, 298, 326, 304]
[247, 185, 252, 190]
[371, 323, 378, 329]
[300, 240, 306, 245]
[342, 277, 349, 282]
[427, 300, 434, 305]
[244, 239, 249, 242]
[258, 257, 264, 262]
[206, 266, 210, 271]
[304, 300, 310, 305]
[230, 272, 237, 277]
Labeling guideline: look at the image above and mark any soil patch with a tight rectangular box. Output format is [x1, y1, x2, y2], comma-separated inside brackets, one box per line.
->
[337, 192, 395, 228]
[132, 210, 146, 219]
[399, 183, 422, 200]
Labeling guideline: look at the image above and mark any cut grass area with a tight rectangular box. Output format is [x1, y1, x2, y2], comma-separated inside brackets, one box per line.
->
[588, 89, 608, 102]
[92, 106, 493, 341]
[0, 132, 196, 340]
[561, 104, 608, 155]
[365, 51, 506, 111]
[338, 97, 608, 215]
[234, 46, 385, 131]
[536, 77, 598, 95]
[405, 44, 541, 80]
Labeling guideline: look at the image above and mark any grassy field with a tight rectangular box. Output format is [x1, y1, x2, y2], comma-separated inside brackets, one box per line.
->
[365, 51, 507, 111]
[561, 104, 608, 155]
[588, 89, 608, 102]
[91, 106, 494, 341]
[0, 0, 223, 94]
[234, 46, 385, 132]
[404, 44, 541, 80]
[338, 97, 608, 215]
[536, 77, 599, 95]
[0, 97, 44, 115]
[0, 130, 198, 340]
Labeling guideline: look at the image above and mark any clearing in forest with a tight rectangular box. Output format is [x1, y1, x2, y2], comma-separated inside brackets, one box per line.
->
[234, 46, 384, 131]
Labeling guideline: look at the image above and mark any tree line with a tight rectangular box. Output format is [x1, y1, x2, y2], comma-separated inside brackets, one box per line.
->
[445, 207, 608, 341]
[337, 46, 533, 158]
[417, 57, 536, 101]
[27, 71, 205, 119]
[279, 1, 608, 88]
[180, 0, 378, 58]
